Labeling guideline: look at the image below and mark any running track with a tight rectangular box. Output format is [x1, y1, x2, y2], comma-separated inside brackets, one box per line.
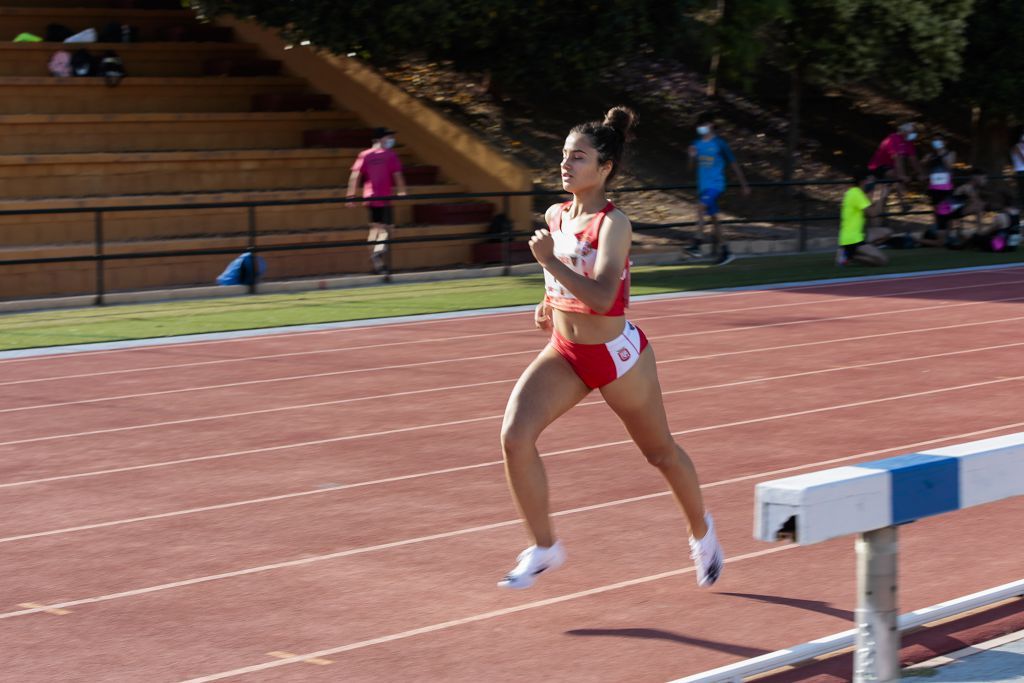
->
[2, 267, 1024, 682]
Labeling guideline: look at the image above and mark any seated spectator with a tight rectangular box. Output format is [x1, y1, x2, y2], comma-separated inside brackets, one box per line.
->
[868, 122, 924, 218]
[966, 186, 1021, 251]
[838, 169, 891, 266]
[938, 167, 987, 249]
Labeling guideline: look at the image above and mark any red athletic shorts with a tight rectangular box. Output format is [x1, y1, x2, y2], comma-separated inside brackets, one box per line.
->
[550, 320, 649, 389]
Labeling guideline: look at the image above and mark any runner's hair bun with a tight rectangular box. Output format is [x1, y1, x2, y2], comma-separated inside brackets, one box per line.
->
[603, 106, 637, 141]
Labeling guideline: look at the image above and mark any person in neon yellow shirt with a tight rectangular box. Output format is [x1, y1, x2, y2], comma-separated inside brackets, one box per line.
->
[838, 169, 891, 266]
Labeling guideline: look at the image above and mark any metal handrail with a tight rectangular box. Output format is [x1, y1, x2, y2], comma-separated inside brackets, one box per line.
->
[0, 174, 999, 304]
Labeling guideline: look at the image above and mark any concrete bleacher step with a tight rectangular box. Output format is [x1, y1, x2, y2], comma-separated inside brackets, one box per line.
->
[0, 75, 311, 114]
[0, 112, 362, 154]
[0, 7, 206, 42]
[0, 41, 262, 77]
[0, 147, 420, 198]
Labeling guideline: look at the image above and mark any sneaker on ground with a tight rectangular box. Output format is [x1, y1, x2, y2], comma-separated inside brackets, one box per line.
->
[684, 244, 703, 258]
[497, 540, 566, 589]
[714, 249, 735, 266]
[689, 513, 724, 587]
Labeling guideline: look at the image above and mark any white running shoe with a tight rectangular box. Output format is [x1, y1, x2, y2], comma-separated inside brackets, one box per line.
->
[497, 541, 566, 589]
[689, 513, 724, 587]
[714, 249, 735, 266]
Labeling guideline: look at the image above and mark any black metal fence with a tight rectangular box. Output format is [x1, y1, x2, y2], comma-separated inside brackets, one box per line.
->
[0, 176, 943, 305]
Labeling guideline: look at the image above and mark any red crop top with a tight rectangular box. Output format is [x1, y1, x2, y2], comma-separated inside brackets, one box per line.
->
[542, 201, 630, 316]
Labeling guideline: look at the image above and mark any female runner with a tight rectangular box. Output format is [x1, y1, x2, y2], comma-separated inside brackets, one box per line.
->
[498, 106, 724, 589]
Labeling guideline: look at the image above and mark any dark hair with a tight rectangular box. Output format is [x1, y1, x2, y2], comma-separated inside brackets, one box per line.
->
[696, 112, 715, 127]
[851, 167, 875, 185]
[570, 106, 638, 183]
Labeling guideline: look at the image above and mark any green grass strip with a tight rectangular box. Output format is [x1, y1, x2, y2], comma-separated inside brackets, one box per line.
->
[2, 249, 1022, 352]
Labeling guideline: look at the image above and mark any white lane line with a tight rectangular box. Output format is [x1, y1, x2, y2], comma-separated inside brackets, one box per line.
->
[5, 336, 1024, 490]
[2, 375, 1021, 545]
[0, 352, 530, 447]
[659, 314, 1024, 365]
[168, 546, 839, 681]
[4, 271, 1021, 385]
[0, 517, 521, 621]
[7, 274, 1022, 403]
[8, 285, 1022, 414]
[0, 377, 517, 415]
[5, 422, 1022, 623]
[0, 308, 531, 363]
[646, 294, 1024, 344]
[5, 263, 1023, 372]
[4, 262, 1020, 366]
[635, 276, 1024, 324]
[0, 346, 533, 389]
[5, 294, 1023, 443]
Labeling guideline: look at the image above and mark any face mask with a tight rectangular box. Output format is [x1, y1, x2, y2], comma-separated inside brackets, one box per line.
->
[382, 137, 396, 149]
[931, 140, 944, 150]
[696, 125, 711, 136]
[906, 132, 918, 141]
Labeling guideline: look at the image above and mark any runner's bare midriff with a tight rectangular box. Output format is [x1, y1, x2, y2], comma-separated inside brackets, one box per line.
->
[552, 309, 626, 344]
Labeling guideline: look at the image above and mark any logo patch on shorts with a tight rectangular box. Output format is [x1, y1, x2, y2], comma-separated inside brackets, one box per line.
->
[617, 348, 631, 362]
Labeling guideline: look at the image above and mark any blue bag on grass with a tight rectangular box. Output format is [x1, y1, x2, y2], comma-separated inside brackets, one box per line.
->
[216, 251, 265, 286]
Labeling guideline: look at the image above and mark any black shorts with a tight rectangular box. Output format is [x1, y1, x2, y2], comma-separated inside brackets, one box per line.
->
[842, 241, 866, 259]
[870, 165, 893, 178]
[369, 206, 393, 225]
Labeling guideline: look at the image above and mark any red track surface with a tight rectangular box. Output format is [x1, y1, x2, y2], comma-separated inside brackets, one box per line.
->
[2, 268, 1023, 682]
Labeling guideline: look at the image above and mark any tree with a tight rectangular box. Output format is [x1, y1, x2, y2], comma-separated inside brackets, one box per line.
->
[189, 0, 695, 92]
[955, 0, 1024, 172]
[714, 0, 971, 180]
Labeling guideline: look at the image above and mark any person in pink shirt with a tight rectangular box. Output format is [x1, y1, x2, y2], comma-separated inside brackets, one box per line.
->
[868, 122, 924, 217]
[347, 127, 407, 274]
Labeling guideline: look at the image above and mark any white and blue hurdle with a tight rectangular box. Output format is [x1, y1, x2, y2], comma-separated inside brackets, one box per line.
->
[672, 432, 1024, 683]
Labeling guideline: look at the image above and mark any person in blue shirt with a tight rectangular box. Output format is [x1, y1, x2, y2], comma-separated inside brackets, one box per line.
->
[686, 113, 750, 265]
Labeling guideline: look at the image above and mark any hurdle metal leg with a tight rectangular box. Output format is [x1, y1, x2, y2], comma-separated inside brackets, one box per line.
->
[854, 526, 900, 682]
